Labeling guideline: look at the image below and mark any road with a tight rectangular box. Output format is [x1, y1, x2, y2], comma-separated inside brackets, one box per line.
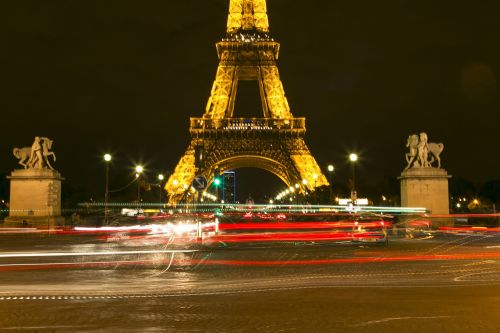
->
[1, 229, 500, 332]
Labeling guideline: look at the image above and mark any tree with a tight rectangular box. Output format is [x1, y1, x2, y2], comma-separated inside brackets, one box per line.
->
[449, 176, 477, 199]
[479, 180, 500, 213]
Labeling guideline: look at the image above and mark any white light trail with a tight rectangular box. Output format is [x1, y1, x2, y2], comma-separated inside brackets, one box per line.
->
[0, 249, 198, 259]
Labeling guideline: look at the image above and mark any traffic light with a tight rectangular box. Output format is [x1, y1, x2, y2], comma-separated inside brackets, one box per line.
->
[214, 168, 221, 186]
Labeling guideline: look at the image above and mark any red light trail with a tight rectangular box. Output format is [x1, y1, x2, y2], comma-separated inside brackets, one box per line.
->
[2, 251, 500, 272]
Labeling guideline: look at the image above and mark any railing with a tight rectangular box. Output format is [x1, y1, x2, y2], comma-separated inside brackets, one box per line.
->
[190, 118, 306, 132]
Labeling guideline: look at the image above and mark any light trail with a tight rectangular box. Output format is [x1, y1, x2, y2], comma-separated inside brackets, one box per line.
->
[439, 227, 500, 233]
[2, 251, 500, 272]
[77, 201, 427, 214]
[0, 260, 166, 271]
[0, 249, 198, 259]
[204, 221, 391, 231]
[205, 231, 385, 243]
[185, 252, 500, 266]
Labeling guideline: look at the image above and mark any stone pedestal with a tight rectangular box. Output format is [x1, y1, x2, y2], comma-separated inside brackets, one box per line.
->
[399, 168, 451, 215]
[4, 169, 65, 228]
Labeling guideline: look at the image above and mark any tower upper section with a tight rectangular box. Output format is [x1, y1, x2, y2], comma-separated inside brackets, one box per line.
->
[227, 0, 269, 35]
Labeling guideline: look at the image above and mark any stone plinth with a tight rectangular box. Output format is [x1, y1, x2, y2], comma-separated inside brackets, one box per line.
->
[4, 169, 65, 228]
[399, 168, 451, 215]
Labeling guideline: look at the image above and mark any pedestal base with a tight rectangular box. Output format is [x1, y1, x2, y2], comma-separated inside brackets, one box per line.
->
[8, 169, 64, 217]
[399, 168, 451, 215]
[6, 169, 65, 229]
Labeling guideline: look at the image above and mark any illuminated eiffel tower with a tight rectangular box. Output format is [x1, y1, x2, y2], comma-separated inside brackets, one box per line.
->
[166, 0, 328, 203]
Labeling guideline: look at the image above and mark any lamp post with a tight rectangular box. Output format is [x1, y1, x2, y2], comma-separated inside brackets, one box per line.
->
[104, 154, 112, 225]
[158, 174, 164, 204]
[135, 165, 144, 204]
[349, 154, 358, 203]
[327, 164, 334, 203]
[313, 174, 318, 204]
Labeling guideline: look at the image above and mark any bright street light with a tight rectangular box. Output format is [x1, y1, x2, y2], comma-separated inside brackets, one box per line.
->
[327, 164, 334, 203]
[349, 153, 358, 202]
[157, 174, 165, 203]
[103, 154, 112, 224]
[135, 165, 144, 204]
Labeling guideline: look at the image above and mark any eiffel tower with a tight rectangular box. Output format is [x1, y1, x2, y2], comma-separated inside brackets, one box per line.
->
[165, 0, 328, 203]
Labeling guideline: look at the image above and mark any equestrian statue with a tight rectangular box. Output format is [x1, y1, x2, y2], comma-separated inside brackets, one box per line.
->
[405, 132, 444, 170]
[13, 137, 57, 170]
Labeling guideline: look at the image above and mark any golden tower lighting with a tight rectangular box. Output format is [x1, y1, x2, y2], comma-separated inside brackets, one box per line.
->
[165, 0, 328, 203]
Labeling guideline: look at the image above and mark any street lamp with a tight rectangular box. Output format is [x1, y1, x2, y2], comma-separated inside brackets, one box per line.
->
[158, 174, 164, 203]
[327, 164, 334, 203]
[135, 165, 144, 175]
[349, 154, 358, 202]
[135, 165, 144, 204]
[103, 154, 112, 224]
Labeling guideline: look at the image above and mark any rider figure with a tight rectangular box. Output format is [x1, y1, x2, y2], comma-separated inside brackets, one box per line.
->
[28, 137, 44, 169]
[417, 132, 429, 168]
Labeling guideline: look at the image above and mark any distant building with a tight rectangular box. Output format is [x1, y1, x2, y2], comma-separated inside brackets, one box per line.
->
[222, 171, 236, 203]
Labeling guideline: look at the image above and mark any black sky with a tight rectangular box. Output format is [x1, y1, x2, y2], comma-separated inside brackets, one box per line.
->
[0, 0, 499, 200]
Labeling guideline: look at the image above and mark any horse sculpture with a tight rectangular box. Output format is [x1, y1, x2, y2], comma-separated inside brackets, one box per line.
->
[405, 134, 444, 169]
[12, 147, 32, 168]
[41, 138, 56, 170]
[13, 137, 56, 170]
[428, 142, 444, 168]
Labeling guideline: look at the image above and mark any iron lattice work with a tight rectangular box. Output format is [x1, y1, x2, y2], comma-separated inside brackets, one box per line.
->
[166, 0, 328, 203]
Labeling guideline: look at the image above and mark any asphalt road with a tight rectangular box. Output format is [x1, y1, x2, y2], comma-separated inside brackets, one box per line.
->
[1, 231, 500, 332]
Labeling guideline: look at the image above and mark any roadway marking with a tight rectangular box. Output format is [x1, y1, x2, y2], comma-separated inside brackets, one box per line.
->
[3, 282, 500, 302]
[2, 267, 500, 301]
[453, 270, 500, 282]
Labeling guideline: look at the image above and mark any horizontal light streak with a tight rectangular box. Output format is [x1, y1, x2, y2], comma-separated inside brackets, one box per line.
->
[205, 231, 385, 243]
[0, 249, 198, 259]
[2, 251, 500, 272]
[190, 252, 500, 266]
[439, 227, 500, 233]
[76, 202, 427, 213]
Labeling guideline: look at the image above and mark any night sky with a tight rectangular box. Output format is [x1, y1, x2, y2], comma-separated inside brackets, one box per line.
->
[1, 0, 499, 201]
